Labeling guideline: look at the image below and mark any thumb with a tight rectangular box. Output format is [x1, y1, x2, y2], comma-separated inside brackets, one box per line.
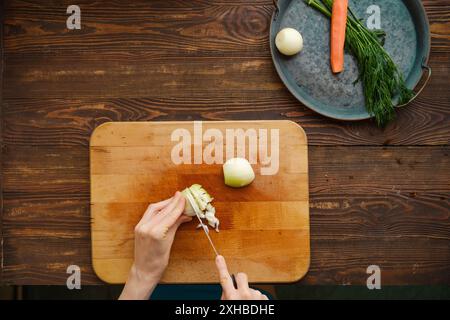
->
[177, 215, 193, 225]
[166, 215, 192, 243]
[170, 215, 192, 231]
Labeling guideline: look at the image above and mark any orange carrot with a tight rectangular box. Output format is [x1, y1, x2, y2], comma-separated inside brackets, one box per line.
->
[330, 0, 348, 73]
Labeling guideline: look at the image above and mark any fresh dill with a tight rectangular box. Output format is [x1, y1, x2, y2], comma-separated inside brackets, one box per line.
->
[306, 0, 414, 126]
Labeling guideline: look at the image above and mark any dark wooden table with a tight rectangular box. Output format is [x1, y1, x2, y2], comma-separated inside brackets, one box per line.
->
[0, 0, 449, 286]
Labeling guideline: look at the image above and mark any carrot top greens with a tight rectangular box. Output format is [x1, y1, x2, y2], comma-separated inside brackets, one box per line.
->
[306, 0, 414, 126]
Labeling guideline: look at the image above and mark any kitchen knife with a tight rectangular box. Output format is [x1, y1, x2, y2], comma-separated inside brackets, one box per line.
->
[188, 198, 220, 257]
[189, 203, 238, 288]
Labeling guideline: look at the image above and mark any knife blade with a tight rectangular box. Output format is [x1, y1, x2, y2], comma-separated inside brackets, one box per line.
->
[189, 206, 236, 285]
[192, 207, 220, 257]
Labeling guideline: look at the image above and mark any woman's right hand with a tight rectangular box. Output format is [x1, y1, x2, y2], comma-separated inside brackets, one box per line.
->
[215, 255, 268, 300]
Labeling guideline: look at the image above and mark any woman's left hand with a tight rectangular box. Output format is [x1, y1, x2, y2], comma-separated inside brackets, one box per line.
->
[119, 191, 192, 300]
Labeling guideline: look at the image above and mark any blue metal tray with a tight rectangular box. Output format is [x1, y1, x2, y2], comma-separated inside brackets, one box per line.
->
[270, 0, 431, 121]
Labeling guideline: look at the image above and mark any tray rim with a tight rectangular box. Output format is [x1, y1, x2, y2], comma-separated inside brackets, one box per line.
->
[270, 0, 431, 121]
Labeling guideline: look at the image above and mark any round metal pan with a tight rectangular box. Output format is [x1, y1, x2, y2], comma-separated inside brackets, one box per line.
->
[270, 0, 431, 121]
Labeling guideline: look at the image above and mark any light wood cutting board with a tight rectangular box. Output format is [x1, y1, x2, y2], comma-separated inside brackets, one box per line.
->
[90, 121, 310, 283]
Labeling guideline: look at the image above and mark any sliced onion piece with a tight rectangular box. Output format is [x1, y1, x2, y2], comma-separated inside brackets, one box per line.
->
[181, 184, 219, 232]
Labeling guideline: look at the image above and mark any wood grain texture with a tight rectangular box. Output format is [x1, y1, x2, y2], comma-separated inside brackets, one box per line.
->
[1, 0, 449, 286]
[3, 0, 449, 55]
[2, 0, 450, 146]
[90, 121, 310, 283]
[0, 0, 4, 284]
[2, 145, 449, 285]
[2, 88, 450, 146]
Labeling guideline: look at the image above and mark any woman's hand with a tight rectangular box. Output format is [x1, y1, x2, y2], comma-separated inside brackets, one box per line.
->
[119, 192, 192, 300]
[215, 255, 269, 300]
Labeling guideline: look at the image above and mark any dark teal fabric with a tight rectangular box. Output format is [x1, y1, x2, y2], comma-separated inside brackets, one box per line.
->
[150, 284, 273, 300]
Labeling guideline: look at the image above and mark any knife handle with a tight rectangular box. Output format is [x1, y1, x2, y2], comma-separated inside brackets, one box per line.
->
[231, 274, 238, 289]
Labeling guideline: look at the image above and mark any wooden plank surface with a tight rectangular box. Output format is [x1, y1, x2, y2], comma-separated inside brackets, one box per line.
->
[1, 0, 449, 286]
[2, 0, 450, 146]
[0, 0, 4, 285]
[2, 145, 449, 285]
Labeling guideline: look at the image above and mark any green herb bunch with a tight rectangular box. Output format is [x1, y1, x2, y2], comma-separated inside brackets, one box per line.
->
[306, 0, 414, 126]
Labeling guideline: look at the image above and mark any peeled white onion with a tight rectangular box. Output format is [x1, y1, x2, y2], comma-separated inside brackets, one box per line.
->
[181, 184, 219, 232]
[275, 28, 303, 56]
[223, 158, 255, 188]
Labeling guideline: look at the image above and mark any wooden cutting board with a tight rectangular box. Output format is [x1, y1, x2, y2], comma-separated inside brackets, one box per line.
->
[90, 121, 310, 283]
